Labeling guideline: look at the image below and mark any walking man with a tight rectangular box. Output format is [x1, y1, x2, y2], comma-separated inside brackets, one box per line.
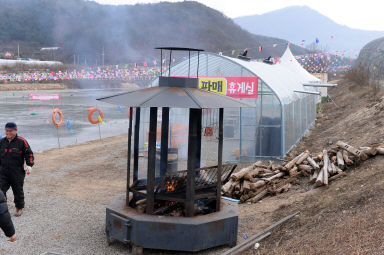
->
[0, 122, 34, 217]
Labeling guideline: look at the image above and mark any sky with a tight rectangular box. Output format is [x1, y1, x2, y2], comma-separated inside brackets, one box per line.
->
[91, 0, 384, 31]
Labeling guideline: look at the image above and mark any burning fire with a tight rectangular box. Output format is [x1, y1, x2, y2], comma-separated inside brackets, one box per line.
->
[166, 178, 179, 192]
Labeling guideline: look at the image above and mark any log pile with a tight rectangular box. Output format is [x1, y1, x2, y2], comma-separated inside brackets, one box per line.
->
[222, 141, 384, 203]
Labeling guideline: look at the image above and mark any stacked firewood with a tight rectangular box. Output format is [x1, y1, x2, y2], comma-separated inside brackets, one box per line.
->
[222, 141, 384, 203]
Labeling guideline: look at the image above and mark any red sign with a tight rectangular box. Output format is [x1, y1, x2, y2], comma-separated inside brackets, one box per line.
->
[198, 76, 258, 99]
[28, 93, 60, 101]
[225, 77, 258, 99]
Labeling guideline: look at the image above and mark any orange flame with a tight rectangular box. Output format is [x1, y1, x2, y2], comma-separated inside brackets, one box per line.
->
[166, 178, 179, 192]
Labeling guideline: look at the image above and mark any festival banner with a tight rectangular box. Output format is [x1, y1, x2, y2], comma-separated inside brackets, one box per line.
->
[225, 77, 258, 98]
[28, 93, 60, 101]
[198, 78, 227, 95]
[198, 76, 258, 98]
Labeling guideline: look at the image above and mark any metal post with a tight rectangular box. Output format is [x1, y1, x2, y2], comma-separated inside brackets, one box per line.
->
[306, 97, 308, 132]
[216, 108, 223, 211]
[56, 126, 60, 148]
[160, 107, 169, 177]
[126, 107, 133, 206]
[186, 109, 198, 217]
[197, 52, 200, 77]
[196, 109, 202, 169]
[188, 50, 191, 77]
[97, 121, 102, 140]
[299, 99, 302, 136]
[160, 50, 163, 77]
[146, 107, 158, 214]
[281, 101, 285, 158]
[133, 108, 141, 182]
[239, 108, 242, 161]
[168, 50, 172, 77]
[259, 84, 264, 156]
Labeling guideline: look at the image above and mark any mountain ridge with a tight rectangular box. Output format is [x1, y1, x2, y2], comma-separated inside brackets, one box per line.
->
[0, 0, 308, 64]
[234, 5, 384, 56]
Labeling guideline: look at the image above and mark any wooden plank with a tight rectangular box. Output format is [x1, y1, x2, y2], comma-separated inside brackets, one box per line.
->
[336, 141, 368, 160]
[336, 151, 345, 170]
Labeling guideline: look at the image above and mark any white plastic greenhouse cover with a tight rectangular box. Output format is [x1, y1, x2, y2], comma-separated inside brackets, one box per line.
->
[222, 47, 320, 104]
[152, 47, 319, 105]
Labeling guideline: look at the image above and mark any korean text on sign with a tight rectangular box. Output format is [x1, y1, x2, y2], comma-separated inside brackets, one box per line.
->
[28, 93, 60, 101]
[226, 77, 258, 98]
[198, 78, 227, 95]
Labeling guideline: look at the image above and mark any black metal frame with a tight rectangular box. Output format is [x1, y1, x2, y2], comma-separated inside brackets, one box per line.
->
[124, 47, 229, 217]
[126, 105, 225, 217]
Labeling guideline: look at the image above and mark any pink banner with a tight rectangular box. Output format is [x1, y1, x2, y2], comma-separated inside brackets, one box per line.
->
[225, 77, 258, 99]
[28, 93, 60, 101]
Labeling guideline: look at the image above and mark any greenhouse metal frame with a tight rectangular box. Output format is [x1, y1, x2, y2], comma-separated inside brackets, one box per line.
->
[147, 48, 320, 162]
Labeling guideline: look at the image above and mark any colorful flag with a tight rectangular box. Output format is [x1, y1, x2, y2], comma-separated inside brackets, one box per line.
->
[98, 115, 105, 124]
[67, 120, 74, 133]
[232, 50, 235, 55]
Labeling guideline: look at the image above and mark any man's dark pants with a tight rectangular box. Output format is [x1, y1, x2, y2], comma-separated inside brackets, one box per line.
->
[0, 170, 25, 209]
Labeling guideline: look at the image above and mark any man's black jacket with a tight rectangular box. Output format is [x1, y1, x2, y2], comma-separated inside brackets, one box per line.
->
[0, 135, 34, 173]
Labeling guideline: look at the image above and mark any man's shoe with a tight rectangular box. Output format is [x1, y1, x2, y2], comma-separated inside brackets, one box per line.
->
[14, 209, 23, 217]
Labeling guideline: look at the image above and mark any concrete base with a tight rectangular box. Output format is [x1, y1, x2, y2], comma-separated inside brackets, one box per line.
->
[106, 194, 238, 252]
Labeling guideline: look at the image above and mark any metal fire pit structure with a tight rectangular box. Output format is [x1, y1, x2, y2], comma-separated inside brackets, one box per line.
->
[97, 47, 255, 253]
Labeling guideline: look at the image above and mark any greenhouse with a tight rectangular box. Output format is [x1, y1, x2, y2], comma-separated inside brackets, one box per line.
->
[142, 47, 320, 166]
[356, 36, 384, 80]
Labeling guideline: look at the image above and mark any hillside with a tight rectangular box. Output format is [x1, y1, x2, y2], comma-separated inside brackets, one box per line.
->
[0, 0, 307, 64]
[235, 77, 384, 254]
[234, 6, 384, 56]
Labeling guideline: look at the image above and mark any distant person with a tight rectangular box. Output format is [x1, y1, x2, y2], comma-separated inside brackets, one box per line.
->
[0, 122, 34, 217]
[0, 190, 16, 242]
[242, 48, 248, 56]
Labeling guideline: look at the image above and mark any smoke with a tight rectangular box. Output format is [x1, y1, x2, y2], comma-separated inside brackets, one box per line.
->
[0, 0, 304, 65]
[48, 0, 214, 65]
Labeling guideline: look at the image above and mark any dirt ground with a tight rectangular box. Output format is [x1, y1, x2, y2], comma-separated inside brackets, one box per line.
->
[5, 76, 384, 254]
[0, 82, 68, 91]
[33, 134, 129, 205]
[237, 77, 384, 255]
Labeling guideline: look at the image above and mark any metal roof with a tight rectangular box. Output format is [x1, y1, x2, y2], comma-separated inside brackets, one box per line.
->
[154, 47, 204, 51]
[97, 86, 255, 109]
